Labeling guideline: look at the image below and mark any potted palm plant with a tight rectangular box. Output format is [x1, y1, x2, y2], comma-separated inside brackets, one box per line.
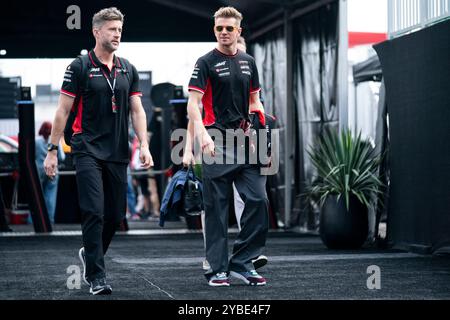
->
[307, 129, 383, 249]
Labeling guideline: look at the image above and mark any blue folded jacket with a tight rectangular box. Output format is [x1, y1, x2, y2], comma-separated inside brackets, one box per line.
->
[159, 168, 203, 227]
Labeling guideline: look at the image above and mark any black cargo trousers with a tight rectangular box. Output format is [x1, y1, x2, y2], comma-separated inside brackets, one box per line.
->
[74, 153, 127, 282]
[202, 129, 269, 278]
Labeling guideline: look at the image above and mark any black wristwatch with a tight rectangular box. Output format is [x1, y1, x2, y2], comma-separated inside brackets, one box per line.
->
[47, 143, 59, 152]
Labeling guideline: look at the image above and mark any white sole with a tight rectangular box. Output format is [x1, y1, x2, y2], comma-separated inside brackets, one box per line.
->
[229, 271, 266, 286]
[208, 281, 230, 287]
[78, 248, 89, 286]
[89, 287, 113, 295]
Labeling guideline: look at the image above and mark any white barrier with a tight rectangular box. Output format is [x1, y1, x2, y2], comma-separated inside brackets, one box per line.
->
[388, 0, 450, 38]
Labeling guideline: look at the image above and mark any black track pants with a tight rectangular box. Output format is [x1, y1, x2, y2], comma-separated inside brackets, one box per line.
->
[74, 154, 127, 282]
[203, 158, 268, 275]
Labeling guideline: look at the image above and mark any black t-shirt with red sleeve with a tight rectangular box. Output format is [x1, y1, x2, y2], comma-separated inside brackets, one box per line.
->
[60, 49, 141, 163]
[188, 48, 261, 131]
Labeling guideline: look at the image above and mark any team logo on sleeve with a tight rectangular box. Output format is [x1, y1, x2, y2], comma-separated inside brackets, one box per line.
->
[239, 61, 251, 76]
[63, 66, 73, 82]
[191, 64, 200, 79]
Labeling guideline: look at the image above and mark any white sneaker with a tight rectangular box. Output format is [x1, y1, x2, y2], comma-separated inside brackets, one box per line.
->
[202, 259, 210, 271]
[229, 270, 266, 286]
[208, 272, 230, 287]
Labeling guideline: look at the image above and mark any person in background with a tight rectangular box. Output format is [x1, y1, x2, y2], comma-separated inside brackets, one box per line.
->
[0, 183, 12, 232]
[131, 135, 158, 220]
[236, 35, 246, 51]
[126, 136, 138, 220]
[35, 121, 65, 224]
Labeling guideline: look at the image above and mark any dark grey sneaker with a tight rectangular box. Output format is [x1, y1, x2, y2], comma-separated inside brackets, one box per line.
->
[89, 278, 112, 295]
[78, 247, 89, 285]
[252, 255, 268, 270]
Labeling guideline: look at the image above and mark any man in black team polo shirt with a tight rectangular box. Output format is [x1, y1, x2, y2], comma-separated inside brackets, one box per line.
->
[184, 7, 268, 287]
[44, 7, 153, 295]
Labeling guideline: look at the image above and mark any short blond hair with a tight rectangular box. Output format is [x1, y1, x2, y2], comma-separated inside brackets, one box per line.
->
[92, 7, 124, 29]
[214, 7, 243, 25]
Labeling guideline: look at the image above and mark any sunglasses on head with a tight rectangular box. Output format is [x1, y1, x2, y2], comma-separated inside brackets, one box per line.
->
[215, 25, 237, 32]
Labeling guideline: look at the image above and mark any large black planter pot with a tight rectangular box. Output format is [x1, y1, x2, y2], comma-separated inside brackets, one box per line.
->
[320, 194, 369, 249]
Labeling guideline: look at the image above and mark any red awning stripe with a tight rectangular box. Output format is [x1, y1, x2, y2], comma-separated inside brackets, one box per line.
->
[349, 32, 387, 48]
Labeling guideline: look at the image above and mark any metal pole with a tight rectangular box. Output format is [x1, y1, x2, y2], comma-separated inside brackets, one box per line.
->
[284, 8, 294, 228]
[388, 0, 393, 38]
[57, 169, 170, 177]
[420, 0, 428, 29]
[338, 0, 349, 132]
[354, 83, 358, 134]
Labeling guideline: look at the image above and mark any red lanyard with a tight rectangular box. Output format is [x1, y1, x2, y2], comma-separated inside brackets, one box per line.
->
[101, 66, 118, 113]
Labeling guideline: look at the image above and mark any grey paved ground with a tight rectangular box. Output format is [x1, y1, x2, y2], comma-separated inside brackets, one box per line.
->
[1, 226, 450, 300]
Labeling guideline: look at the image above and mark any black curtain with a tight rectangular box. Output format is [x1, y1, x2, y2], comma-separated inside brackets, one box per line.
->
[293, 2, 339, 229]
[250, 2, 340, 229]
[374, 19, 450, 253]
[251, 27, 287, 225]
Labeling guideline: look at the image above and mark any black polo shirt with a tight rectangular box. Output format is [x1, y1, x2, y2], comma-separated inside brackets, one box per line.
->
[60, 50, 141, 163]
[188, 48, 261, 130]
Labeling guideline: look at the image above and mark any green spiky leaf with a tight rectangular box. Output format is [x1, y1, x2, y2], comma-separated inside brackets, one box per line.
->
[307, 128, 384, 211]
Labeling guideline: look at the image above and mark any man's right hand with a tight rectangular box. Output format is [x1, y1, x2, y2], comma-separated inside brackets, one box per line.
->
[182, 150, 195, 167]
[44, 152, 58, 180]
[201, 132, 215, 157]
